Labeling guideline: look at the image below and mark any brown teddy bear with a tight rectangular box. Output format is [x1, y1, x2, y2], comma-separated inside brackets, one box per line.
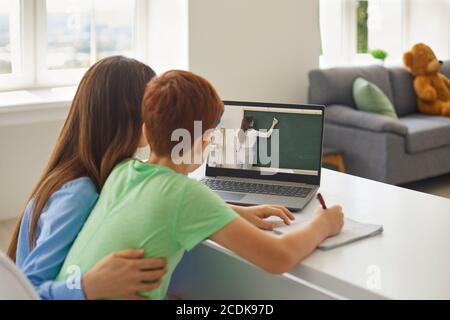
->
[403, 43, 450, 116]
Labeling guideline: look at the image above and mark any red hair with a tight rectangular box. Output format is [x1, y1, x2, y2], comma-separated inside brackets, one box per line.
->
[142, 70, 223, 156]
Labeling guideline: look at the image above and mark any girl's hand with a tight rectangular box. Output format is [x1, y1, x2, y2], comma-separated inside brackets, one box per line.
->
[233, 204, 295, 230]
[82, 249, 167, 300]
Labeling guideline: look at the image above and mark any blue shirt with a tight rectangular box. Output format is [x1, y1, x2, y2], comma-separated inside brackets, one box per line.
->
[16, 177, 98, 300]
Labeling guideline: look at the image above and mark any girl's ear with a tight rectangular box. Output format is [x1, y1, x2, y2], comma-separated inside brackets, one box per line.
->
[139, 124, 149, 148]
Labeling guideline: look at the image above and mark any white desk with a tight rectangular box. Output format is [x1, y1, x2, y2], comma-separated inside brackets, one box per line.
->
[169, 168, 450, 299]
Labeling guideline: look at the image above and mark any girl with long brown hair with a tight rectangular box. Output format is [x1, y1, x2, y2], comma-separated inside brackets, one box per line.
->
[8, 57, 295, 300]
[7, 56, 167, 300]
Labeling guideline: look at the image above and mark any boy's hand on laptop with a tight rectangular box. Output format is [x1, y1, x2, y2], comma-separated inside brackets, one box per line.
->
[83, 249, 167, 300]
[312, 205, 344, 238]
[233, 204, 295, 230]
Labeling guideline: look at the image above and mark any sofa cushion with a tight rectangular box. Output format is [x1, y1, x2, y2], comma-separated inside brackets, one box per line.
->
[309, 65, 394, 109]
[398, 114, 450, 153]
[353, 77, 398, 118]
[388, 67, 417, 117]
[326, 105, 408, 136]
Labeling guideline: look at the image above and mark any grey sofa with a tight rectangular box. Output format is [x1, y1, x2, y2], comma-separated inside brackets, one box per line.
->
[308, 62, 450, 185]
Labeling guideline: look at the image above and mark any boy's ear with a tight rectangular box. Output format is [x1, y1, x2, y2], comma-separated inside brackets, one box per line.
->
[403, 51, 413, 68]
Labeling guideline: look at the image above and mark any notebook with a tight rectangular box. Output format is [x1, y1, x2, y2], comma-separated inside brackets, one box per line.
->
[274, 216, 383, 251]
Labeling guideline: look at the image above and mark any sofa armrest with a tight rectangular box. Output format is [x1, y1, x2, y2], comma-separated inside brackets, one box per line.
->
[325, 105, 408, 136]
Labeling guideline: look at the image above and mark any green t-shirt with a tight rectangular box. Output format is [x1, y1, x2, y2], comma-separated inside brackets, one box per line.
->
[56, 159, 238, 299]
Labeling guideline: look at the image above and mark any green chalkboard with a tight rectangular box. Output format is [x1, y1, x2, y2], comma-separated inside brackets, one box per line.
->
[243, 110, 322, 171]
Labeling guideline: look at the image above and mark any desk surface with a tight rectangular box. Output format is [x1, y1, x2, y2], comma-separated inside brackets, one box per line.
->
[189, 167, 450, 299]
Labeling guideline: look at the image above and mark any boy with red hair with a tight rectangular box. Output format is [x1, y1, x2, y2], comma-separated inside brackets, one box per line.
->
[58, 70, 344, 299]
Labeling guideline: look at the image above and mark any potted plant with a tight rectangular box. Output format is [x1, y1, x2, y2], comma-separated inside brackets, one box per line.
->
[370, 49, 388, 65]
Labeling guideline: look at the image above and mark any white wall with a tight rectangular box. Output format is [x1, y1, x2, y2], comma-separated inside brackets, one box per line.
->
[0, 118, 65, 220]
[188, 0, 320, 103]
[407, 0, 450, 59]
[146, 0, 189, 73]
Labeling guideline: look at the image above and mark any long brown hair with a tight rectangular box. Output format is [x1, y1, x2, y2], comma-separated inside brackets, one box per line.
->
[7, 56, 156, 260]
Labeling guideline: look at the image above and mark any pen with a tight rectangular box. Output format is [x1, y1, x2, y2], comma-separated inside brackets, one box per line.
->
[316, 192, 327, 209]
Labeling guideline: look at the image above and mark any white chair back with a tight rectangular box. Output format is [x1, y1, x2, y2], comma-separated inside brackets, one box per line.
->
[0, 252, 39, 300]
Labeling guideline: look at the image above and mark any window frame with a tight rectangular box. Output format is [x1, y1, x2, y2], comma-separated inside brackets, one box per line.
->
[0, 0, 34, 90]
[320, 0, 408, 68]
[0, 0, 149, 92]
[35, 0, 88, 88]
[320, 0, 373, 68]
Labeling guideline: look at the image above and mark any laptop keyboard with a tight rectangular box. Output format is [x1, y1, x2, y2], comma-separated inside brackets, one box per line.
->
[201, 178, 312, 198]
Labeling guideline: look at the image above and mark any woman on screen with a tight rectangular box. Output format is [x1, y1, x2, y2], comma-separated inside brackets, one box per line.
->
[237, 116, 278, 169]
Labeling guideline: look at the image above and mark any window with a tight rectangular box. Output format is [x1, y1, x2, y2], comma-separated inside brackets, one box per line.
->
[0, 0, 147, 91]
[95, 0, 135, 60]
[0, 0, 29, 90]
[44, 0, 135, 70]
[38, 0, 139, 86]
[46, 0, 92, 70]
[320, 0, 450, 68]
[356, 0, 368, 54]
[0, 0, 12, 74]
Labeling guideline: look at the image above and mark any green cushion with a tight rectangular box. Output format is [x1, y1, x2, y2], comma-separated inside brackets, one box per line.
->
[353, 77, 398, 118]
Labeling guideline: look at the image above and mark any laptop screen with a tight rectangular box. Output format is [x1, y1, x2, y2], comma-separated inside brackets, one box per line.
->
[206, 101, 324, 185]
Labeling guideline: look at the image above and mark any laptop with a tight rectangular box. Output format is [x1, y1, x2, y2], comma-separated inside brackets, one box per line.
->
[201, 101, 325, 211]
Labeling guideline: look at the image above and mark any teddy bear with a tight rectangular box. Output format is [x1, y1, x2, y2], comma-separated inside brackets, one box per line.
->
[403, 43, 450, 116]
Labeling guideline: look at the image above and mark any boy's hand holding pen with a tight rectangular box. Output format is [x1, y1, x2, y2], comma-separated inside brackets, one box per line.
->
[313, 193, 344, 238]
